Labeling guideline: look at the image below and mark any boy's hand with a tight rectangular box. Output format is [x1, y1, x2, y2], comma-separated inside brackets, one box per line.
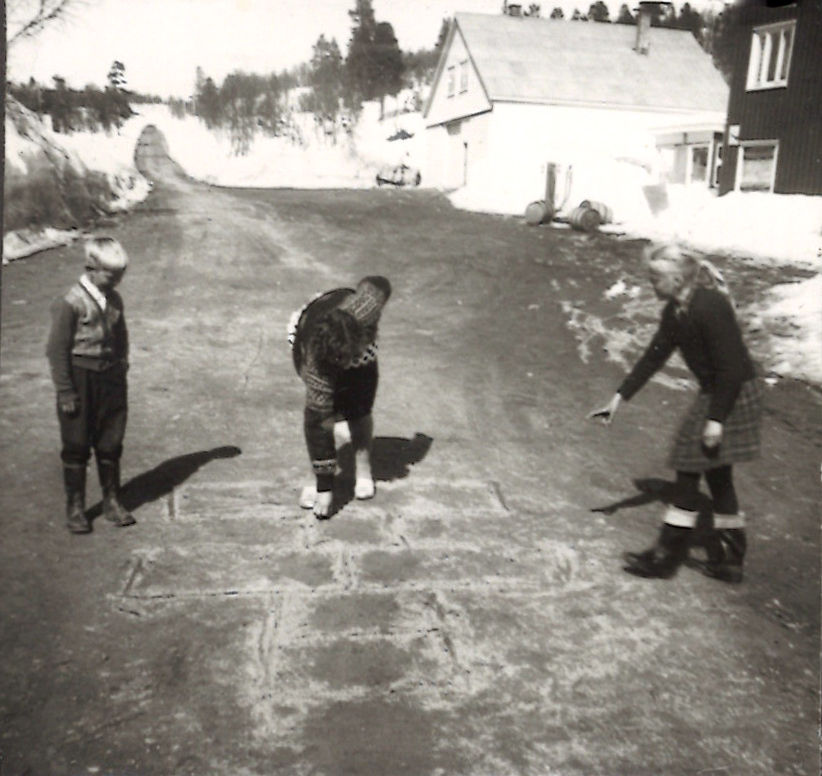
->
[313, 491, 333, 518]
[59, 398, 79, 416]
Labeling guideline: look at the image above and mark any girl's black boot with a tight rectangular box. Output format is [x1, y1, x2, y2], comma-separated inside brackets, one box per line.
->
[624, 508, 696, 579]
[705, 528, 746, 583]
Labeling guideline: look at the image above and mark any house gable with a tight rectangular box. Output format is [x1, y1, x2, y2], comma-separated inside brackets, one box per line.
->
[424, 23, 492, 127]
[430, 13, 728, 114]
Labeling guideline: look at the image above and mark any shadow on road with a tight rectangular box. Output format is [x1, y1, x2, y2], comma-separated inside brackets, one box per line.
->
[331, 432, 433, 514]
[87, 446, 242, 519]
[591, 477, 713, 516]
[591, 477, 715, 554]
[370, 432, 433, 482]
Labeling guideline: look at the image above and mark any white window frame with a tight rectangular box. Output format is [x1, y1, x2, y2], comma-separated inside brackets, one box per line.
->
[459, 60, 469, 94]
[447, 66, 456, 98]
[746, 21, 795, 90]
[735, 140, 779, 192]
[687, 143, 711, 185]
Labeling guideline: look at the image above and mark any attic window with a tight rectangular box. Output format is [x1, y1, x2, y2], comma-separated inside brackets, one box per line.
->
[459, 60, 469, 93]
[447, 65, 456, 97]
[747, 21, 795, 90]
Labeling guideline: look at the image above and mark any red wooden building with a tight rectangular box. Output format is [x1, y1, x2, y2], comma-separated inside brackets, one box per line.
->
[719, 0, 822, 195]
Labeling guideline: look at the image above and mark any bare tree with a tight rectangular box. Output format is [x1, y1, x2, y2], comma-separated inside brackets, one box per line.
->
[7, 0, 78, 46]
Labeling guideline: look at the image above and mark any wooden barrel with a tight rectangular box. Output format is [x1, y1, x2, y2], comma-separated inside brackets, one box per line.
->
[579, 199, 613, 224]
[525, 200, 554, 226]
[569, 205, 601, 232]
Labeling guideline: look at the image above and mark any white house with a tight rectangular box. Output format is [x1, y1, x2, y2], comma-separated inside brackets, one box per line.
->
[423, 9, 729, 215]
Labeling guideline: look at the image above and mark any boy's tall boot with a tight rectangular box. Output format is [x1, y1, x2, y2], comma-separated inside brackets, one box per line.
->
[623, 506, 697, 579]
[705, 513, 747, 583]
[97, 458, 136, 527]
[64, 463, 91, 534]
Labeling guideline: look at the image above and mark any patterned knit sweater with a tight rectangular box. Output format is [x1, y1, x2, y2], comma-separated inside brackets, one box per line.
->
[46, 277, 129, 404]
[289, 276, 391, 490]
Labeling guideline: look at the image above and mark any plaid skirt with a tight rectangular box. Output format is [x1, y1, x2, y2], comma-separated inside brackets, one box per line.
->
[667, 378, 764, 472]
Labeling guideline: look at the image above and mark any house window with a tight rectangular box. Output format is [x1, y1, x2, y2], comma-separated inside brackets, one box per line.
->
[447, 66, 456, 97]
[747, 21, 795, 90]
[690, 145, 709, 183]
[459, 60, 469, 94]
[737, 141, 778, 192]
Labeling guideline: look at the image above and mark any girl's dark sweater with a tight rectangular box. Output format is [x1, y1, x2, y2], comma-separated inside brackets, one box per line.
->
[618, 286, 756, 422]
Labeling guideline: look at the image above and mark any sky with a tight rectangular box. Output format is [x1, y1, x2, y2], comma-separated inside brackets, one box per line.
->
[6, 0, 726, 99]
[7, 0, 499, 98]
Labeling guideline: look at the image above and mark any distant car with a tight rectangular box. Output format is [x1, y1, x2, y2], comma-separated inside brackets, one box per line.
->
[376, 163, 421, 187]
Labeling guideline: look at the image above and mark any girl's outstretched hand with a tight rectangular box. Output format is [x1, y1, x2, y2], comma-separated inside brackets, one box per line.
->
[588, 393, 621, 425]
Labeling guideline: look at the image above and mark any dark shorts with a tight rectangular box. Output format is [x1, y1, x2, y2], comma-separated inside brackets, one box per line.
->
[668, 378, 764, 472]
[58, 364, 128, 465]
[333, 360, 378, 422]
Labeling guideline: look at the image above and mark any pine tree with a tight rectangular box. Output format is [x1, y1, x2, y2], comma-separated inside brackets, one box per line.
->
[310, 35, 345, 118]
[588, 1, 610, 22]
[345, 0, 405, 110]
[615, 4, 635, 24]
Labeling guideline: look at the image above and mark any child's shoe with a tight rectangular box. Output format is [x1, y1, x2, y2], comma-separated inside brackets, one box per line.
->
[704, 528, 746, 583]
[63, 464, 91, 534]
[623, 524, 692, 579]
[97, 459, 136, 527]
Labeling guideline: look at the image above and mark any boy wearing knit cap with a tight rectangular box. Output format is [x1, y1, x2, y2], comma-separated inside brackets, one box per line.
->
[288, 276, 392, 518]
[46, 237, 135, 533]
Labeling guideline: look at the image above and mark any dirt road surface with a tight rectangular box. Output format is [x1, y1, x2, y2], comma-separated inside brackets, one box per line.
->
[1, 127, 819, 776]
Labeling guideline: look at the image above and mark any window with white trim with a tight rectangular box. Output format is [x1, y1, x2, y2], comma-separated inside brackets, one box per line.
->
[459, 60, 469, 93]
[690, 145, 709, 184]
[746, 21, 795, 90]
[736, 141, 778, 192]
[447, 66, 456, 97]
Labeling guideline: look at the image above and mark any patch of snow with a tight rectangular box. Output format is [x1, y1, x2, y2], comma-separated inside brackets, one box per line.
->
[604, 279, 627, 299]
[3, 227, 80, 263]
[761, 274, 822, 384]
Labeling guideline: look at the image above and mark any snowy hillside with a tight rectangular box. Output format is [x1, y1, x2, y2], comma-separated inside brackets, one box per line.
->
[4, 97, 152, 258]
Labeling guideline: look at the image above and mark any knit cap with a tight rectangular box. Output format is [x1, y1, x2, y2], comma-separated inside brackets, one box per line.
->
[344, 276, 392, 326]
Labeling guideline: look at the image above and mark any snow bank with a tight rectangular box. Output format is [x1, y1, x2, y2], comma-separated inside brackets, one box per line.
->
[56, 119, 152, 211]
[129, 102, 424, 190]
[3, 227, 80, 263]
[5, 98, 151, 212]
[621, 186, 822, 269]
[761, 274, 822, 384]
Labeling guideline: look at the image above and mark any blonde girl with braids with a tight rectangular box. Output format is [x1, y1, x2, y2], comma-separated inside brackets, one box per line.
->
[590, 243, 763, 581]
